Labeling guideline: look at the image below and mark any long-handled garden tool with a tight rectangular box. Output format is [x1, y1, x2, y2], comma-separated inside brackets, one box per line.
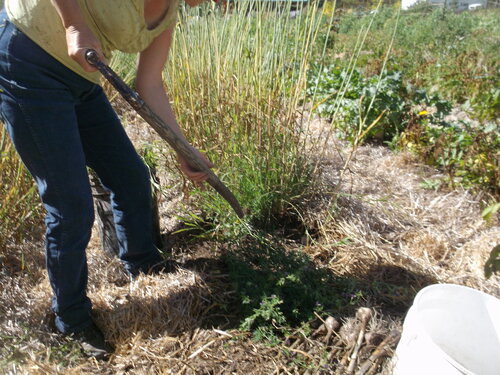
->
[85, 49, 244, 218]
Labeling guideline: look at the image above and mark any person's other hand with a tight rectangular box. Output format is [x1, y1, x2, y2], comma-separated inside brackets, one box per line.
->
[177, 148, 215, 183]
[65, 24, 106, 72]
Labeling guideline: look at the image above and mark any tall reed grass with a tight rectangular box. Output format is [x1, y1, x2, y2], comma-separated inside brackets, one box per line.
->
[158, 1, 336, 232]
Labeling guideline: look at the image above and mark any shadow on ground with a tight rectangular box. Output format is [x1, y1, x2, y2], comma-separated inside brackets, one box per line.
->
[172, 232, 438, 333]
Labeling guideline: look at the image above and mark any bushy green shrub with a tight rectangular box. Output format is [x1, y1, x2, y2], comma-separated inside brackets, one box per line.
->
[225, 237, 356, 341]
[307, 66, 408, 143]
[401, 120, 500, 195]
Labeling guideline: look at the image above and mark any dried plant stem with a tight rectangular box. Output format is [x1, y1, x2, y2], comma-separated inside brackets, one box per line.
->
[346, 308, 373, 374]
[356, 329, 400, 375]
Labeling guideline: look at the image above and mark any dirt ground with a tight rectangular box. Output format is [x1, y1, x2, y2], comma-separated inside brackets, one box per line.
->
[0, 107, 498, 374]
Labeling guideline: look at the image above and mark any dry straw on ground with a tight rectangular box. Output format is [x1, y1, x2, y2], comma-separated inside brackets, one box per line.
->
[1, 110, 498, 374]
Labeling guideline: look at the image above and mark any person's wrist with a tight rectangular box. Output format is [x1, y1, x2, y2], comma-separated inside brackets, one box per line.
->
[64, 23, 91, 35]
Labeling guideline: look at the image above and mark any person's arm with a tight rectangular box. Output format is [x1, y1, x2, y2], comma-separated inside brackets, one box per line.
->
[136, 27, 213, 182]
[50, 0, 105, 72]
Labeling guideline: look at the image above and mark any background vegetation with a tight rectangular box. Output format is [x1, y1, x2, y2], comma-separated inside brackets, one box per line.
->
[309, 4, 499, 195]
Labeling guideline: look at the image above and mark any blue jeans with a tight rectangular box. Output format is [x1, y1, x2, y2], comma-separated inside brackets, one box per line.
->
[0, 10, 163, 333]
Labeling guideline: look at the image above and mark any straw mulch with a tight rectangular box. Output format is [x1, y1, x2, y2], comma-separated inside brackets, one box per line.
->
[1, 110, 498, 374]
[313, 139, 500, 298]
[0, 240, 403, 375]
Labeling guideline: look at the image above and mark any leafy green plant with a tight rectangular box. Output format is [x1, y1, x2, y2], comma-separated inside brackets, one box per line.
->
[402, 120, 499, 195]
[468, 86, 500, 123]
[222, 235, 363, 342]
[419, 178, 442, 191]
[327, 7, 500, 122]
[241, 294, 287, 344]
[307, 66, 408, 143]
[307, 65, 455, 145]
[482, 202, 500, 223]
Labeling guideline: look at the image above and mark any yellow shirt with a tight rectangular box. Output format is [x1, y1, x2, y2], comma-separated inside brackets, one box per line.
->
[6, 0, 179, 84]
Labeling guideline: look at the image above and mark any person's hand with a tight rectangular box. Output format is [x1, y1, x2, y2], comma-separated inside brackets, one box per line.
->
[65, 24, 106, 72]
[177, 148, 215, 183]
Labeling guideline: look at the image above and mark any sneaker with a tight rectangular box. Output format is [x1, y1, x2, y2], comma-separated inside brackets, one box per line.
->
[69, 321, 114, 360]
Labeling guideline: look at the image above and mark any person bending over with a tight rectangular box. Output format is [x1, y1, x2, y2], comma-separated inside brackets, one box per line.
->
[0, 0, 212, 358]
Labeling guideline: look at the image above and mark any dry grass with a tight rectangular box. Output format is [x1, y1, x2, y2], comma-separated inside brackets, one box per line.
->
[312, 133, 499, 297]
[1, 109, 498, 374]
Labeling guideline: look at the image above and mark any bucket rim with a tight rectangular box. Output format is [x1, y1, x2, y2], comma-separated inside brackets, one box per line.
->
[414, 283, 500, 306]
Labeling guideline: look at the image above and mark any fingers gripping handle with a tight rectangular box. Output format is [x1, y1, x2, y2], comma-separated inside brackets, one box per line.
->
[85, 49, 99, 66]
[85, 49, 145, 111]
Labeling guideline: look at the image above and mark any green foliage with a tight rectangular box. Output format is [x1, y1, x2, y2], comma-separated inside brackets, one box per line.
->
[401, 120, 500, 195]
[241, 294, 287, 344]
[307, 66, 408, 142]
[419, 178, 442, 191]
[306, 63, 456, 143]
[468, 86, 500, 123]
[139, 143, 160, 172]
[222, 234, 416, 344]
[328, 7, 500, 121]
[482, 202, 500, 223]
[224, 236, 360, 341]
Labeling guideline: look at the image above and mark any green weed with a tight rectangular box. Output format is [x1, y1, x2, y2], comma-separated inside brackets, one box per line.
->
[419, 178, 443, 191]
[307, 66, 408, 143]
[401, 120, 500, 196]
[222, 233, 365, 342]
[482, 202, 500, 223]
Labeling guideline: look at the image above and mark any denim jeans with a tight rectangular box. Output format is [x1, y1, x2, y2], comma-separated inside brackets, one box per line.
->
[0, 10, 163, 333]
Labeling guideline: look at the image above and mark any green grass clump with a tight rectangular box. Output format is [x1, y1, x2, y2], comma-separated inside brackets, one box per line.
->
[159, 1, 334, 233]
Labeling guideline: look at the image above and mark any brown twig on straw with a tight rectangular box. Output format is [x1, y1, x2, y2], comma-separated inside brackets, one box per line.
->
[346, 307, 373, 374]
[356, 329, 401, 375]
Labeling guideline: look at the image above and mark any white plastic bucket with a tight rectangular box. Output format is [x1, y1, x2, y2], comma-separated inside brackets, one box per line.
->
[392, 284, 500, 375]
